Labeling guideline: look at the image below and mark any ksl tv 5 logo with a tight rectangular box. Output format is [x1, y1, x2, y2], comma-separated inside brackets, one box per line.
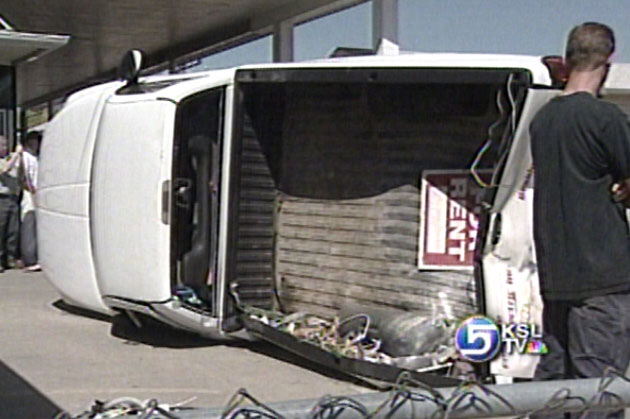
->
[454, 316, 548, 363]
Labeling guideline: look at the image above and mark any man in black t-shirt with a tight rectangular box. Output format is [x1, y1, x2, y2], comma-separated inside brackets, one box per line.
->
[530, 22, 630, 418]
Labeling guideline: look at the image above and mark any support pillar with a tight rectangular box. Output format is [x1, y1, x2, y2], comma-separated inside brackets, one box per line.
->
[273, 20, 294, 63]
[372, 0, 399, 50]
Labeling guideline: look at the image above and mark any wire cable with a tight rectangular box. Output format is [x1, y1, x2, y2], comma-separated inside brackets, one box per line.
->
[577, 368, 630, 419]
[470, 72, 520, 190]
[221, 388, 285, 419]
[308, 395, 370, 419]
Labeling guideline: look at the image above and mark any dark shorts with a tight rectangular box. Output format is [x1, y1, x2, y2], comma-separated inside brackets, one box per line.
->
[533, 293, 630, 419]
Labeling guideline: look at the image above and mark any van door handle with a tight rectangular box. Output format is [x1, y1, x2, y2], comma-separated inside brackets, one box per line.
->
[161, 180, 170, 225]
[173, 178, 193, 209]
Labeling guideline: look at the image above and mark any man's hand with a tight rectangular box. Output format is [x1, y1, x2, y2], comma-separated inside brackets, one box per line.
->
[612, 179, 630, 207]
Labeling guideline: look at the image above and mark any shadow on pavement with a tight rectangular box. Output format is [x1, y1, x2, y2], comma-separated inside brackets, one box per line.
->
[52, 298, 241, 349]
[0, 360, 63, 419]
[109, 312, 248, 349]
[52, 299, 112, 323]
[109, 313, 379, 388]
[51, 300, 379, 389]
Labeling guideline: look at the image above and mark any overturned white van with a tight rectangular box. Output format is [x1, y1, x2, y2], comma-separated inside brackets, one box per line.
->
[37, 52, 630, 382]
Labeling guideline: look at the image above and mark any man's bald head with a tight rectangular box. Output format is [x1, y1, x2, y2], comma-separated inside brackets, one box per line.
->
[565, 22, 615, 72]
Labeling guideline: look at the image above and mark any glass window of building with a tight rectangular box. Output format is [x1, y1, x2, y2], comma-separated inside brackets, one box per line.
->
[294, 2, 372, 62]
[51, 97, 66, 118]
[24, 103, 48, 130]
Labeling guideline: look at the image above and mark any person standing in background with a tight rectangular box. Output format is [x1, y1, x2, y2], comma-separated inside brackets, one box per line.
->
[0, 135, 21, 272]
[19, 131, 40, 272]
[530, 22, 630, 418]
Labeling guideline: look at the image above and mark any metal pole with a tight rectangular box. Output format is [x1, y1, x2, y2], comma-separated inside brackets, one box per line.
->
[178, 376, 630, 418]
[372, 0, 399, 50]
[273, 20, 294, 63]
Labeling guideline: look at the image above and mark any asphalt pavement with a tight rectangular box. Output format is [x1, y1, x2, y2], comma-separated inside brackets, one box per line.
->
[0, 270, 369, 417]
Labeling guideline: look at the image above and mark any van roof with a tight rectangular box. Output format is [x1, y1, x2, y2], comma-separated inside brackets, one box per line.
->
[65, 53, 575, 106]
[142, 53, 553, 102]
[240, 52, 552, 83]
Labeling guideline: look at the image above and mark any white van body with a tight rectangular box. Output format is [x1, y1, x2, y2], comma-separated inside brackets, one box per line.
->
[37, 53, 630, 377]
[40, 70, 236, 335]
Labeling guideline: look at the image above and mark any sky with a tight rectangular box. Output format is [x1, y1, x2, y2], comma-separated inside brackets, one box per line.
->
[189, 0, 630, 71]
[398, 0, 629, 59]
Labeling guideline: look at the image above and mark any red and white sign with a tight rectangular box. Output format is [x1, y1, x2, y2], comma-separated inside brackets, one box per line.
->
[418, 170, 491, 270]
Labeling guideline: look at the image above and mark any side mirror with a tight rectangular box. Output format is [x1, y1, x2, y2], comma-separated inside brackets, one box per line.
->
[119, 49, 144, 84]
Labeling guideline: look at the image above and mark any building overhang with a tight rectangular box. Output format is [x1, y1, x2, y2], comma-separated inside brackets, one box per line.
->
[0, 29, 69, 66]
[0, 0, 366, 106]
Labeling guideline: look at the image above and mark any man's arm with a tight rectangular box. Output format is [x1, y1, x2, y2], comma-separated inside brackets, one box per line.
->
[612, 179, 630, 207]
[604, 108, 630, 205]
[1, 144, 23, 174]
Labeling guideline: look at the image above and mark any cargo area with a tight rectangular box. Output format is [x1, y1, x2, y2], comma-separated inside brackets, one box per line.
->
[228, 68, 527, 320]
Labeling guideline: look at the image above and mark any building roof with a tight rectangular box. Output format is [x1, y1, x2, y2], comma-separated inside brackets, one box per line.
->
[0, 0, 365, 106]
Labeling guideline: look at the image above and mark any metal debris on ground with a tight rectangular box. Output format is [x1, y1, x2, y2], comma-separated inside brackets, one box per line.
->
[56, 397, 189, 419]
[243, 306, 460, 374]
